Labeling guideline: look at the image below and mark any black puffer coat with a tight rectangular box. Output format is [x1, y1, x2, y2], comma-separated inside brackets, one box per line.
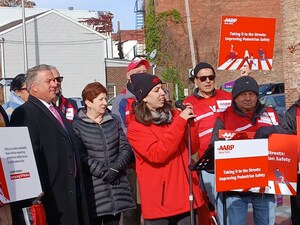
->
[72, 109, 135, 218]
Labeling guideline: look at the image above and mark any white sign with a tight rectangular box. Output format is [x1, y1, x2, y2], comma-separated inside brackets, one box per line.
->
[0, 127, 42, 203]
[215, 139, 269, 192]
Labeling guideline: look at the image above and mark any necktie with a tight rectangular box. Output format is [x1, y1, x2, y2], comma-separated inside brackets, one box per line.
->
[49, 105, 65, 129]
[49, 105, 77, 176]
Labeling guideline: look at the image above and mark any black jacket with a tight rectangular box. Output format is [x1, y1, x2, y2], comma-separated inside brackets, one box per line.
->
[10, 95, 89, 225]
[281, 99, 300, 135]
[72, 109, 135, 218]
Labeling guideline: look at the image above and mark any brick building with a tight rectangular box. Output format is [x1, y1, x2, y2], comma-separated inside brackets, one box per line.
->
[281, 0, 300, 106]
[147, 0, 300, 106]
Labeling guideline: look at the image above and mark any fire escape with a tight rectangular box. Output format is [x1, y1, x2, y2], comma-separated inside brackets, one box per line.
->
[134, 0, 146, 57]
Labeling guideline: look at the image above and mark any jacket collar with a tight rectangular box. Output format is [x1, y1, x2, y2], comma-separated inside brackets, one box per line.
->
[193, 88, 216, 99]
[77, 108, 113, 124]
[28, 95, 71, 136]
[232, 101, 266, 124]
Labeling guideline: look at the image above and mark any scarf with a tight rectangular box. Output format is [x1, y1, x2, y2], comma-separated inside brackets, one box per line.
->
[151, 110, 173, 125]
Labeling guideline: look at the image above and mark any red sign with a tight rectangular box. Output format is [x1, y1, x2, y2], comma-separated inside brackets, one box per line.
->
[215, 132, 298, 195]
[218, 16, 276, 71]
[215, 139, 269, 192]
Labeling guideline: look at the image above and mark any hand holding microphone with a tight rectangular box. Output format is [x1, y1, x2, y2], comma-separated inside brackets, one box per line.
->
[175, 101, 196, 120]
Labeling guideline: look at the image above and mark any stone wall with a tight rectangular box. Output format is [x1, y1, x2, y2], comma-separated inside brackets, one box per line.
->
[280, 0, 300, 107]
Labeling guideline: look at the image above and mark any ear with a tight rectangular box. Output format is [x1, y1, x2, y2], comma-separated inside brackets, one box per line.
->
[142, 97, 147, 103]
[30, 83, 38, 93]
[85, 99, 92, 108]
[15, 90, 22, 97]
[126, 71, 132, 80]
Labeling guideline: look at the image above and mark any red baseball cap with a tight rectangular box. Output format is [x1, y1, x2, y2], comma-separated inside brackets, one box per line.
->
[127, 59, 150, 72]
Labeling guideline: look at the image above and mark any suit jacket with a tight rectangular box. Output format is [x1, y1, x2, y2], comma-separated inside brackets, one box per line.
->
[10, 95, 89, 225]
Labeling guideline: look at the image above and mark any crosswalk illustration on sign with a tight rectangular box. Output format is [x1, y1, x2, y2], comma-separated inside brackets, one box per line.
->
[218, 57, 273, 71]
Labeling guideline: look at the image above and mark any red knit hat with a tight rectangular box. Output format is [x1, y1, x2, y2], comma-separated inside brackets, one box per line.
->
[127, 59, 150, 72]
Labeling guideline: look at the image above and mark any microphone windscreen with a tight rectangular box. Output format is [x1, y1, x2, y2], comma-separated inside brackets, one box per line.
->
[175, 100, 186, 110]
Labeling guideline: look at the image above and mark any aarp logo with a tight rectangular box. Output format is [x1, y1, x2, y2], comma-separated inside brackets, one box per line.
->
[221, 132, 236, 140]
[223, 17, 238, 25]
[217, 145, 235, 151]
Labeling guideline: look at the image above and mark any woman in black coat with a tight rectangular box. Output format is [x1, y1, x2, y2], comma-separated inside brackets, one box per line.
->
[72, 82, 135, 225]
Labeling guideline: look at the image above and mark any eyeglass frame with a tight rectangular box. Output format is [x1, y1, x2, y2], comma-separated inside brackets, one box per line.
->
[195, 74, 216, 82]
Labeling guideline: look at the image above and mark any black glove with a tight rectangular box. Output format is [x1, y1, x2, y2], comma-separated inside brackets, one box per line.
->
[94, 162, 108, 178]
[102, 163, 121, 183]
[110, 178, 121, 186]
[99, 166, 108, 178]
[254, 126, 276, 139]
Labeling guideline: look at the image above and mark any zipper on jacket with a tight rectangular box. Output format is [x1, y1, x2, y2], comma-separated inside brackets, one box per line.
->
[161, 181, 166, 206]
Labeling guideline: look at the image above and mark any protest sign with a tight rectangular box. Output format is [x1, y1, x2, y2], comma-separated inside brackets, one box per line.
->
[218, 16, 276, 71]
[266, 134, 297, 195]
[0, 127, 42, 203]
[215, 132, 298, 195]
[215, 139, 269, 192]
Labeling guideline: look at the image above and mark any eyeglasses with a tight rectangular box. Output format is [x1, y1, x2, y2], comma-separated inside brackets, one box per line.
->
[195, 75, 216, 82]
[19, 87, 27, 91]
[53, 77, 64, 83]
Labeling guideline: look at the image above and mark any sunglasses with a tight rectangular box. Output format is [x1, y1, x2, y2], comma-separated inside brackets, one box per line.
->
[53, 77, 64, 83]
[19, 87, 27, 91]
[195, 75, 216, 82]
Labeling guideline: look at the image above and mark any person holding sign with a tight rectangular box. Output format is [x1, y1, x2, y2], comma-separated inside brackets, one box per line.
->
[261, 99, 300, 225]
[212, 76, 281, 225]
[279, 101, 300, 225]
[10, 64, 89, 225]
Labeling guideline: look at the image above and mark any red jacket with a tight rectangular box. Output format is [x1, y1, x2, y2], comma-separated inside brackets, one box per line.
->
[220, 103, 280, 131]
[58, 95, 78, 122]
[184, 89, 232, 157]
[127, 110, 204, 219]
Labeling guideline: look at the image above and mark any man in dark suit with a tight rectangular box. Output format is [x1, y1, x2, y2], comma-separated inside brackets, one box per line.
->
[10, 64, 89, 225]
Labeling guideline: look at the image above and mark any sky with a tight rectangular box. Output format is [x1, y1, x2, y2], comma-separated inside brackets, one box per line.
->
[33, 0, 137, 30]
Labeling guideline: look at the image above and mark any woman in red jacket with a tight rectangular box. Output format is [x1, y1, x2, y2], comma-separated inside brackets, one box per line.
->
[127, 73, 205, 225]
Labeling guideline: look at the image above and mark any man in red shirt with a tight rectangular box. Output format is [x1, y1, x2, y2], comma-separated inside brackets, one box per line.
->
[184, 62, 232, 224]
[50, 66, 78, 122]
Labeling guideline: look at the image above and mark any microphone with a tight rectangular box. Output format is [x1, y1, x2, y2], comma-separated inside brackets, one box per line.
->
[175, 100, 186, 110]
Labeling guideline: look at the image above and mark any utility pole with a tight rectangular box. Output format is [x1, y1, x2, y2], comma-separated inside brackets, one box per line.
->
[21, 0, 28, 72]
[184, 0, 196, 68]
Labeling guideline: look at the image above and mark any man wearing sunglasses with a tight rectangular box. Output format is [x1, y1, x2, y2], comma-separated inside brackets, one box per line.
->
[184, 62, 232, 225]
[50, 66, 78, 122]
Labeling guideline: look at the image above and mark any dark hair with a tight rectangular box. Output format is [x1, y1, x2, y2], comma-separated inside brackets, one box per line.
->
[133, 101, 172, 126]
[82, 82, 108, 105]
[10, 73, 26, 91]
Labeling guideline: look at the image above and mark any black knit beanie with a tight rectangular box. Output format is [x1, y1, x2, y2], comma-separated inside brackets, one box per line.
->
[232, 76, 259, 100]
[130, 73, 162, 102]
[193, 62, 215, 77]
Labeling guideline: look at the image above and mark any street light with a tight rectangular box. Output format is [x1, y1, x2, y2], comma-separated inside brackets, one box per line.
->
[21, 0, 28, 72]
